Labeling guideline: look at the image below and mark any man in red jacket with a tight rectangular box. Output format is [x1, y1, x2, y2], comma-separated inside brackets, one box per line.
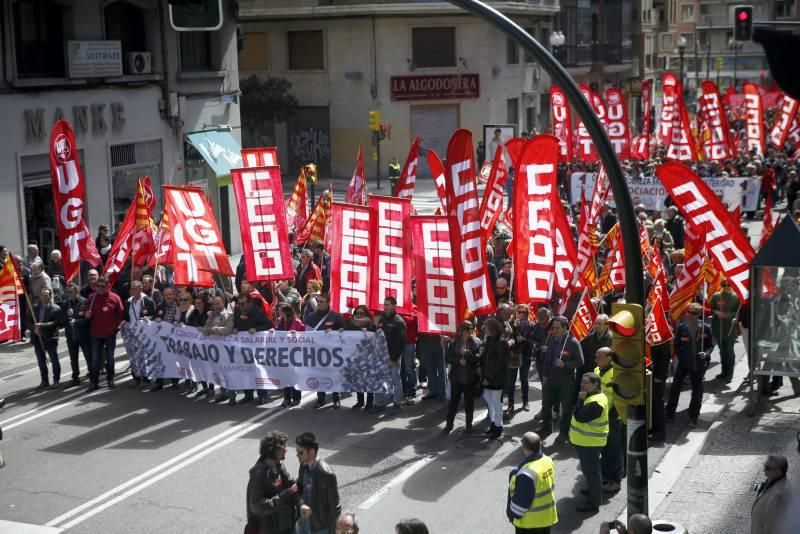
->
[85, 276, 124, 392]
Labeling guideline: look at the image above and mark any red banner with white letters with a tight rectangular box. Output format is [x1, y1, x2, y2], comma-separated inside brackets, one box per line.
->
[410, 216, 457, 335]
[48, 120, 101, 282]
[743, 83, 766, 156]
[478, 145, 508, 248]
[241, 147, 278, 168]
[590, 90, 608, 131]
[666, 81, 697, 161]
[656, 162, 754, 302]
[769, 95, 798, 149]
[394, 137, 420, 199]
[659, 73, 678, 144]
[604, 87, 631, 161]
[553, 196, 579, 295]
[698, 81, 734, 161]
[550, 85, 573, 162]
[231, 166, 293, 282]
[368, 195, 413, 314]
[426, 149, 448, 212]
[329, 202, 372, 313]
[575, 85, 598, 162]
[514, 135, 559, 304]
[164, 186, 232, 287]
[571, 290, 597, 342]
[641, 79, 652, 154]
[444, 130, 495, 317]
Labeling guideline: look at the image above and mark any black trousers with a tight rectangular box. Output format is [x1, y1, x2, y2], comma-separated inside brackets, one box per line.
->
[317, 392, 340, 403]
[283, 387, 301, 403]
[66, 334, 91, 380]
[541, 377, 575, 434]
[446, 381, 475, 427]
[666, 363, 704, 419]
[650, 342, 672, 435]
[515, 526, 551, 533]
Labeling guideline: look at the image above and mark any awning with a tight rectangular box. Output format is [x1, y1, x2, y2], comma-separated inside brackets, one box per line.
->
[186, 130, 243, 185]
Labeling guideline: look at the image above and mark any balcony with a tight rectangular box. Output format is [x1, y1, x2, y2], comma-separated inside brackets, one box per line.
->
[640, 8, 660, 27]
[554, 44, 592, 67]
[240, 0, 560, 18]
[696, 14, 733, 28]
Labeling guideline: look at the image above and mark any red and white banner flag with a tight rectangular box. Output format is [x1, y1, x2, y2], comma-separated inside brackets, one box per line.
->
[478, 144, 508, 247]
[553, 197, 579, 295]
[426, 149, 448, 212]
[668, 226, 705, 319]
[550, 85, 573, 162]
[659, 73, 679, 144]
[571, 291, 597, 341]
[666, 81, 697, 161]
[698, 81, 734, 161]
[368, 195, 413, 313]
[444, 130, 495, 317]
[103, 177, 156, 284]
[394, 137, 420, 199]
[164, 186, 232, 286]
[505, 137, 526, 171]
[231, 166, 293, 282]
[410, 216, 457, 335]
[788, 115, 800, 146]
[743, 83, 766, 156]
[759, 193, 776, 249]
[604, 87, 631, 161]
[514, 135, 559, 304]
[0, 255, 23, 343]
[48, 120, 101, 282]
[769, 95, 799, 149]
[640, 80, 653, 157]
[242, 147, 278, 167]
[590, 90, 608, 130]
[656, 162, 755, 302]
[345, 146, 368, 205]
[150, 210, 172, 268]
[646, 297, 673, 345]
[607, 225, 626, 290]
[575, 84, 599, 162]
[329, 202, 372, 313]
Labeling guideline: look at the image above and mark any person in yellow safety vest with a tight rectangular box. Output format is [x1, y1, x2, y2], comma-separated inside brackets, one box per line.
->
[506, 432, 558, 534]
[569, 372, 609, 514]
[595, 347, 624, 495]
[388, 157, 401, 195]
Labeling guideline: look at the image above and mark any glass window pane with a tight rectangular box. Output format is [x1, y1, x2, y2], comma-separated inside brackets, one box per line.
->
[412, 27, 455, 68]
[288, 30, 324, 70]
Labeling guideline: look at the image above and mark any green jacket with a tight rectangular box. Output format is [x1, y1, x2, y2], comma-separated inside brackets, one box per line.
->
[709, 290, 740, 342]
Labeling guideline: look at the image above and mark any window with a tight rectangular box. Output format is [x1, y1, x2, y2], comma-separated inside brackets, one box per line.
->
[507, 98, 519, 126]
[110, 140, 162, 225]
[775, 0, 796, 18]
[288, 30, 324, 70]
[660, 33, 673, 51]
[104, 1, 146, 53]
[680, 33, 695, 48]
[411, 27, 456, 68]
[239, 31, 269, 71]
[506, 36, 519, 65]
[669, 0, 677, 24]
[180, 32, 212, 71]
[13, 0, 65, 78]
[680, 4, 694, 21]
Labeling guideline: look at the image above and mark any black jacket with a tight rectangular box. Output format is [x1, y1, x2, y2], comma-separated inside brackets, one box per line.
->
[297, 460, 341, 532]
[446, 335, 482, 385]
[235, 304, 273, 332]
[377, 312, 407, 362]
[579, 329, 612, 371]
[305, 308, 346, 331]
[246, 459, 299, 534]
[30, 302, 62, 344]
[123, 295, 157, 323]
[480, 336, 509, 389]
[61, 296, 90, 339]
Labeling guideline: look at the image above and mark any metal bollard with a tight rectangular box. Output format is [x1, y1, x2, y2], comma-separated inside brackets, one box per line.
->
[651, 520, 688, 534]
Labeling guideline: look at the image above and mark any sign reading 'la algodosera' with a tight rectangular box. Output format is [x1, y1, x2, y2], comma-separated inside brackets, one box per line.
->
[390, 74, 480, 101]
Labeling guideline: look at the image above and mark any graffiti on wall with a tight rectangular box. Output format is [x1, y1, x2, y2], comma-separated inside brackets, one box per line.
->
[290, 127, 330, 165]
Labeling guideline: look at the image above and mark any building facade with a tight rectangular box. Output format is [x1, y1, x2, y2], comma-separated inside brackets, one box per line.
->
[1, 0, 242, 259]
[238, 0, 560, 180]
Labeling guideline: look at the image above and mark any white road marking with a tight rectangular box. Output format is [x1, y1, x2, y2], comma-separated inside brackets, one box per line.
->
[357, 456, 436, 510]
[46, 393, 315, 529]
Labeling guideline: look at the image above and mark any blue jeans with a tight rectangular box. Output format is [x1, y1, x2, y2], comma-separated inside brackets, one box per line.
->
[718, 336, 736, 378]
[91, 336, 117, 384]
[377, 361, 403, 407]
[295, 516, 330, 534]
[33, 339, 60, 382]
[421, 347, 446, 400]
[576, 445, 603, 508]
[401, 342, 418, 395]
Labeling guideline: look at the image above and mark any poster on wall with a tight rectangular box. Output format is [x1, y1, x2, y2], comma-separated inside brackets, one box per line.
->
[482, 124, 516, 167]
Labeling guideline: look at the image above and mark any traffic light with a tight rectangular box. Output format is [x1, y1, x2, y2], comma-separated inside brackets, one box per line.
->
[734, 5, 753, 42]
[369, 111, 381, 132]
[169, 0, 223, 32]
[608, 303, 645, 407]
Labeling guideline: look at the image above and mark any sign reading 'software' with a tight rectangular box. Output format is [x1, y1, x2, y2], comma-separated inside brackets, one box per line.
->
[122, 321, 393, 393]
[67, 41, 123, 78]
[390, 74, 479, 101]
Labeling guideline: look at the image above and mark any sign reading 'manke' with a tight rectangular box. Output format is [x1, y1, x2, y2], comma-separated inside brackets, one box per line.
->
[390, 74, 480, 101]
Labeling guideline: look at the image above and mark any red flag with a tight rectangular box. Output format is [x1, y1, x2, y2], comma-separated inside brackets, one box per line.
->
[656, 162, 754, 302]
[769, 95, 799, 149]
[607, 225, 626, 290]
[478, 145, 508, 247]
[575, 84, 599, 162]
[444, 130, 495, 317]
[164, 185, 232, 286]
[571, 291, 597, 341]
[48, 120, 101, 282]
[285, 167, 309, 233]
[295, 190, 331, 245]
[553, 197, 579, 295]
[241, 147, 278, 167]
[410, 216, 457, 335]
[368, 195, 413, 313]
[788, 114, 800, 146]
[103, 177, 155, 284]
[0, 255, 23, 343]
[699, 81, 735, 160]
[590, 90, 608, 130]
[394, 137, 420, 199]
[504, 138, 526, 171]
[574, 201, 598, 294]
[646, 297, 673, 345]
[345, 146, 368, 205]
[426, 149, 448, 212]
[659, 73, 679, 144]
[669, 226, 706, 320]
[760, 194, 776, 249]
[641, 80, 653, 158]
[743, 83, 766, 156]
[666, 80, 697, 161]
[550, 86, 573, 162]
[329, 202, 372, 313]
[514, 135, 559, 304]
[730, 205, 742, 227]
[231, 166, 294, 281]
[150, 210, 172, 268]
[604, 87, 631, 160]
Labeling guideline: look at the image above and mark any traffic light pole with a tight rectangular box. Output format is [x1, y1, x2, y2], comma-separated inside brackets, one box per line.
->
[448, 0, 647, 518]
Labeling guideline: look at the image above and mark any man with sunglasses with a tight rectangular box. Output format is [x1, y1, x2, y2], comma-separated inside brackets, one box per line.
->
[709, 278, 741, 383]
[85, 276, 124, 392]
[666, 303, 715, 427]
[751, 455, 790, 534]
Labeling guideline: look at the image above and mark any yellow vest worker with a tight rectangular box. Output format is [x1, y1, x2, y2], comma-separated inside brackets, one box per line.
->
[507, 432, 558, 533]
[569, 372, 609, 513]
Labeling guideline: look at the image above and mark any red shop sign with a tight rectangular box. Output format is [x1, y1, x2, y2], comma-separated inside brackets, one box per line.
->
[390, 74, 480, 101]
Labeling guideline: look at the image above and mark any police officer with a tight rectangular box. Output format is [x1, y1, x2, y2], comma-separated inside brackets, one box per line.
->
[388, 157, 401, 195]
[506, 431, 558, 533]
[595, 347, 624, 494]
[569, 372, 609, 514]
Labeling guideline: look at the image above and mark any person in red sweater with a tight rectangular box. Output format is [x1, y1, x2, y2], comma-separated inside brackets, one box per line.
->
[85, 275, 124, 392]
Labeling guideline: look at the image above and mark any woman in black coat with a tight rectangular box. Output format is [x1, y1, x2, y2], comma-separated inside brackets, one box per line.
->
[480, 318, 510, 439]
[443, 320, 482, 434]
[246, 431, 299, 534]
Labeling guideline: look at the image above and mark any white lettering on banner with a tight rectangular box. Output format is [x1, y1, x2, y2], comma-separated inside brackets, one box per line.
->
[744, 94, 763, 154]
[660, 77, 677, 141]
[525, 163, 555, 302]
[340, 209, 370, 309]
[699, 91, 729, 160]
[480, 178, 504, 234]
[240, 169, 283, 277]
[55, 161, 87, 260]
[605, 93, 627, 155]
[374, 200, 405, 307]
[553, 227, 572, 292]
[168, 190, 223, 271]
[57, 161, 79, 194]
[421, 221, 456, 333]
[770, 97, 798, 147]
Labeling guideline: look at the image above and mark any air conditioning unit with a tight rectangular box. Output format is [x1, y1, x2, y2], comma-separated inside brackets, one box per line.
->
[126, 52, 152, 75]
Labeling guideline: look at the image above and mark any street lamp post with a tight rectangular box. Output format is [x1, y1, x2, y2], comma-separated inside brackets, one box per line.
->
[678, 35, 687, 93]
[549, 30, 566, 59]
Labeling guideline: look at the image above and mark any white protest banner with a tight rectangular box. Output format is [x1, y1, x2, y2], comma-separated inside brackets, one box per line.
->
[570, 173, 761, 212]
[121, 321, 392, 393]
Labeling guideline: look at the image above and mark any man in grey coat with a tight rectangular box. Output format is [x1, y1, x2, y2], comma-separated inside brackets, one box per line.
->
[752, 454, 791, 534]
